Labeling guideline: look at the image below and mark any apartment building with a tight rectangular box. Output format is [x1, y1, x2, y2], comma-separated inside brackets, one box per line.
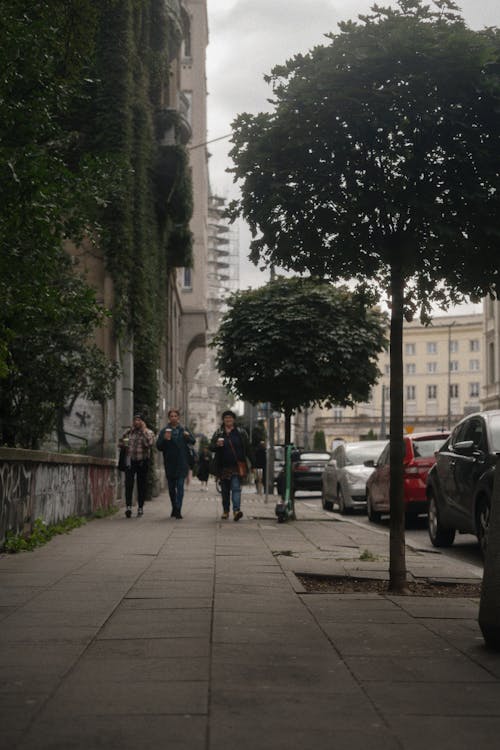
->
[188, 193, 240, 438]
[307, 313, 484, 448]
[482, 297, 500, 410]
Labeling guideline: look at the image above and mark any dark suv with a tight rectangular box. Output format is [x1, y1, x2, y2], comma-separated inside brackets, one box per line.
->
[426, 410, 500, 556]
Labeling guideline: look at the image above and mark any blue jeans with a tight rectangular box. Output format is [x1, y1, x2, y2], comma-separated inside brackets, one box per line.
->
[167, 476, 186, 511]
[221, 474, 241, 513]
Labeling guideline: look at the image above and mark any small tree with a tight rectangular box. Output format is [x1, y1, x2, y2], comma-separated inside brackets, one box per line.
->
[228, 0, 500, 591]
[211, 278, 387, 444]
[313, 430, 327, 451]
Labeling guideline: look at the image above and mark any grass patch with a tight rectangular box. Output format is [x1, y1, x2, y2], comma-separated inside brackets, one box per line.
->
[3, 506, 119, 553]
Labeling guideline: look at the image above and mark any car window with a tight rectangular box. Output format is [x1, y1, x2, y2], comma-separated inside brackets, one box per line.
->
[274, 446, 284, 461]
[377, 445, 390, 466]
[299, 452, 330, 461]
[412, 437, 448, 458]
[461, 418, 486, 450]
[488, 415, 500, 452]
[344, 443, 386, 466]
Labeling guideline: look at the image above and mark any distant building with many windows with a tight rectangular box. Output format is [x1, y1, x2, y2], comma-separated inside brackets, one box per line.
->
[300, 313, 484, 449]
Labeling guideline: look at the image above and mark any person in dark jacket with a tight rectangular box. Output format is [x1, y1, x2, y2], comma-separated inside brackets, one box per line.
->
[156, 408, 195, 518]
[196, 446, 211, 490]
[209, 410, 254, 521]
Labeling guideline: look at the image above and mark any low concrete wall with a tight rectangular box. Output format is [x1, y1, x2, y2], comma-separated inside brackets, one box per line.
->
[0, 448, 121, 546]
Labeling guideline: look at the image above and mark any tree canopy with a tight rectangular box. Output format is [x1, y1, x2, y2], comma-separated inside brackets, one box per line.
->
[229, 0, 500, 313]
[211, 278, 387, 443]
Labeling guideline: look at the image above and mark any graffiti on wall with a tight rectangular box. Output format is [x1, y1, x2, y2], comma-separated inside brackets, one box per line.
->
[0, 455, 120, 545]
[0, 462, 34, 539]
[89, 465, 118, 512]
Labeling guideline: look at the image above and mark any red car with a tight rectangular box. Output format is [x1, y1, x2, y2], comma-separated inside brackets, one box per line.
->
[366, 432, 449, 523]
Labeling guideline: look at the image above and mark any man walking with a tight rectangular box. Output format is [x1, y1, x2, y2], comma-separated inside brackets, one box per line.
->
[156, 408, 195, 518]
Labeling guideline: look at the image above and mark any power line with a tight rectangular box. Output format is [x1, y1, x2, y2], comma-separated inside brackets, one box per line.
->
[189, 133, 232, 150]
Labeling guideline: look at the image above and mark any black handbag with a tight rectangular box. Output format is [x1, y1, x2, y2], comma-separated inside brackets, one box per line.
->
[118, 446, 128, 472]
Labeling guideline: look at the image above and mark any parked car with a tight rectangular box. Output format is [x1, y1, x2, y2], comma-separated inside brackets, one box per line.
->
[321, 440, 387, 514]
[426, 410, 500, 556]
[365, 431, 449, 523]
[277, 450, 331, 497]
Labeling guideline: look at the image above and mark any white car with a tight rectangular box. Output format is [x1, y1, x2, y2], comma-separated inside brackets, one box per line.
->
[321, 440, 388, 514]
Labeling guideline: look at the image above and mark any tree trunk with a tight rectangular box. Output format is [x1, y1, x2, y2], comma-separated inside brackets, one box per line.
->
[388, 262, 408, 593]
[284, 407, 292, 446]
[479, 459, 500, 649]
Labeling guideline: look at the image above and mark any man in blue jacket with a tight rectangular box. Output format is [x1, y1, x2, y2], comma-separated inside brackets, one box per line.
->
[156, 408, 195, 519]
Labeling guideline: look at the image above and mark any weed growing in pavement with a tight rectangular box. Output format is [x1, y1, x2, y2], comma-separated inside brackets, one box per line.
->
[3, 506, 119, 553]
[359, 549, 379, 562]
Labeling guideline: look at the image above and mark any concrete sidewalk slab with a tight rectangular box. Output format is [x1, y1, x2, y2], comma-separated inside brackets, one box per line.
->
[1, 485, 498, 750]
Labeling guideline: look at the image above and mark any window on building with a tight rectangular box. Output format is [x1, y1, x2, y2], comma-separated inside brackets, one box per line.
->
[450, 340, 458, 353]
[470, 339, 480, 352]
[469, 382, 480, 398]
[449, 384, 459, 399]
[405, 343, 416, 356]
[427, 384, 437, 400]
[406, 385, 416, 401]
[450, 360, 459, 372]
[427, 342, 437, 354]
[181, 9, 192, 58]
[406, 363, 416, 375]
[469, 359, 480, 371]
[426, 362, 437, 373]
[333, 408, 343, 422]
[489, 342, 495, 384]
[182, 267, 192, 290]
[384, 364, 390, 376]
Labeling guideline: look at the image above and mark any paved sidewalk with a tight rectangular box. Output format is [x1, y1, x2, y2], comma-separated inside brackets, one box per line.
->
[1, 483, 500, 750]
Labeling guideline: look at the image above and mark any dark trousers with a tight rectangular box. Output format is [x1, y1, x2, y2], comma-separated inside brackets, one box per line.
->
[167, 476, 186, 511]
[125, 460, 149, 508]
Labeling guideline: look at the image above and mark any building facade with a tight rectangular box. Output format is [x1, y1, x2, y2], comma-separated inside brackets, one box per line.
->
[58, 1, 210, 474]
[303, 313, 484, 449]
[187, 192, 240, 440]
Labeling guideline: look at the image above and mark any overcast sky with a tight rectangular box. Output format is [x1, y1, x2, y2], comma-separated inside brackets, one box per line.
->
[206, 0, 500, 303]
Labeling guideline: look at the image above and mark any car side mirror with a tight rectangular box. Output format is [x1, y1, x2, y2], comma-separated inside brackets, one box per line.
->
[454, 440, 475, 456]
[364, 459, 375, 467]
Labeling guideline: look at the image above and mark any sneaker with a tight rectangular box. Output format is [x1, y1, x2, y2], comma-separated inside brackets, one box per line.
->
[233, 510, 243, 522]
[125, 506, 132, 518]
[221, 511, 229, 520]
[137, 507, 143, 517]
[170, 508, 176, 517]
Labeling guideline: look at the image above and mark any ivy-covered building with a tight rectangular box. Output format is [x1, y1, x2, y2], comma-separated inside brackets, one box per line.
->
[60, 0, 210, 469]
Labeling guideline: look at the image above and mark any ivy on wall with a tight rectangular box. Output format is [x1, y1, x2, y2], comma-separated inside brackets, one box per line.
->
[86, 0, 194, 425]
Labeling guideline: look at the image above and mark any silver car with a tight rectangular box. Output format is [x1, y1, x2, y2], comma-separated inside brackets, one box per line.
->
[321, 440, 388, 514]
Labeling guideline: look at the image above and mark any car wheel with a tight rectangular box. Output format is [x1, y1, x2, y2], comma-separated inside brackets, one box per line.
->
[428, 492, 455, 548]
[476, 495, 491, 559]
[367, 491, 382, 523]
[338, 487, 349, 515]
[321, 486, 333, 511]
